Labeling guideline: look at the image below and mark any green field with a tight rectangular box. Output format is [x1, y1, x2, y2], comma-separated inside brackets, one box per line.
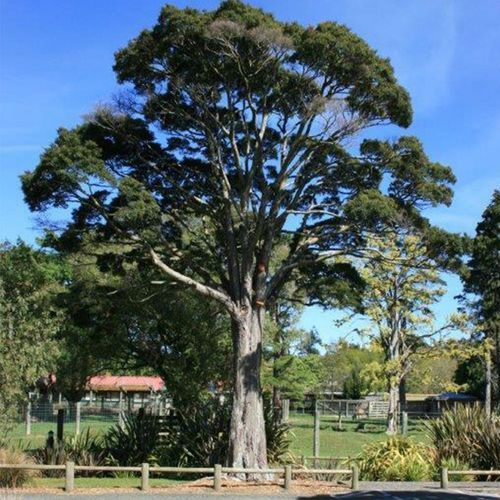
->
[288, 412, 429, 459]
[9, 412, 429, 463]
[10, 415, 116, 449]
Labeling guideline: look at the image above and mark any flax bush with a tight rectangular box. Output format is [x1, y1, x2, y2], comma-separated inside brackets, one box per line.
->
[425, 404, 500, 471]
[357, 437, 434, 481]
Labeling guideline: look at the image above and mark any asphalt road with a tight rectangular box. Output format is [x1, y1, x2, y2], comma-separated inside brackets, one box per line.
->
[3, 493, 499, 499]
[2, 483, 500, 500]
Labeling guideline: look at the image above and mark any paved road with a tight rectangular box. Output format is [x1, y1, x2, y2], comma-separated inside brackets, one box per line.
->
[2, 483, 499, 500]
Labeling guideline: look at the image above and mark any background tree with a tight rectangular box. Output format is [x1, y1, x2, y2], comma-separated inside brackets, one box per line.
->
[355, 233, 457, 434]
[262, 310, 324, 411]
[461, 190, 499, 405]
[406, 352, 458, 394]
[22, 1, 457, 469]
[0, 241, 65, 433]
[321, 340, 384, 394]
[57, 255, 232, 406]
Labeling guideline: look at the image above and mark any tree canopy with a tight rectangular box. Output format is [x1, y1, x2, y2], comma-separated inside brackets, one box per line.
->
[21, 0, 460, 469]
[0, 241, 66, 431]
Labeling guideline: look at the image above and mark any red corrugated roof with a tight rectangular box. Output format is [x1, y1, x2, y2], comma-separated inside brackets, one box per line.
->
[87, 375, 165, 392]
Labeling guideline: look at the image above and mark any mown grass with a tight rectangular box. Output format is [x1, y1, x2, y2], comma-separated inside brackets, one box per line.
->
[9, 415, 115, 449]
[288, 412, 429, 459]
[8, 412, 429, 464]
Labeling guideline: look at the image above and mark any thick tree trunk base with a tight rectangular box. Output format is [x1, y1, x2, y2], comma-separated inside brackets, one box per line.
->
[228, 308, 269, 480]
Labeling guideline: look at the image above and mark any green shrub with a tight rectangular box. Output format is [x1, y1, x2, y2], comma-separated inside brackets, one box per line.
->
[264, 401, 292, 464]
[164, 398, 291, 467]
[0, 447, 40, 487]
[357, 437, 433, 481]
[31, 429, 107, 476]
[167, 397, 230, 467]
[104, 411, 162, 466]
[65, 429, 107, 473]
[425, 404, 500, 471]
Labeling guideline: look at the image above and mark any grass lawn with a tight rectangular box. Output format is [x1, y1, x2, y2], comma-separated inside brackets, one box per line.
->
[9, 415, 115, 449]
[31, 476, 188, 489]
[288, 412, 429, 459]
[7, 411, 430, 468]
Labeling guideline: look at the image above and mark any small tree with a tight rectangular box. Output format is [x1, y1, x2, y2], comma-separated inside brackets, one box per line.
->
[22, 1, 456, 468]
[356, 233, 456, 434]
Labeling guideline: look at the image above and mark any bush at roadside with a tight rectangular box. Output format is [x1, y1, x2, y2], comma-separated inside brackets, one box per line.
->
[0, 447, 40, 487]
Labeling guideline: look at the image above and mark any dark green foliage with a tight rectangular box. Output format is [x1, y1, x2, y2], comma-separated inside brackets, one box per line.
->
[343, 369, 364, 399]
[57, 263, 232, 405]
[264, 401, 292, 464]
[168, 398, 231, 467]
[104, 412, 163, 466]
[462, 190, 500, 401]
[0, 241, 66, 429]
[21, 0, 458, 308]
[425, 405, 500, 471]
[31, 429, 107, 476]
[454, 356, 485, 398]
[166, 398, 290, 466]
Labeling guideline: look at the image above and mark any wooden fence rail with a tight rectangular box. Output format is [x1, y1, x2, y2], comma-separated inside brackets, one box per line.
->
[440, 467, 500, 489]
[0, 462, 357, 493]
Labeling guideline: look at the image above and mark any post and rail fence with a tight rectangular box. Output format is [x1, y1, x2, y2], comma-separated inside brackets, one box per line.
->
[1, 462, 499, 492]
[0, 462, 359, 492]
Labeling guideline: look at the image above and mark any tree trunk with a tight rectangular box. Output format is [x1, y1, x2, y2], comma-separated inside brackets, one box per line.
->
[386, 379, 399, 435]
[399, 375, 407, 410]
[228, 307, 268, 472]
[485, 354, 492, 420]
[272, 384, 282, 426]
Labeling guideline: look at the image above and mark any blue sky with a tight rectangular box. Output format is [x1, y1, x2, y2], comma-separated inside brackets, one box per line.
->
[1, 0, 499, 345]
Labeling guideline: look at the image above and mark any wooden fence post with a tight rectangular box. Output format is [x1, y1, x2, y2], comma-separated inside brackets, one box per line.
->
[401, 411, 408, 436]
[213, 464, 222, 491]
[284, 465, 292, 490]
[75, 402, 81, 435]
[313, 400, 320, 462]
[26, 402, 31, 436]
[351, 464, 359, 490]
[65, 461, 75, 492]
[282, 399, 290, 422]
[141, 463, 150, 491]
[57, 408, 65, 442]
[440, 467, 448, 489]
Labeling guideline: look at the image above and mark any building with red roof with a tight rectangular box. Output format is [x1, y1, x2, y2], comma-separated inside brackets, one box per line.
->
[83, 375, 166, 410]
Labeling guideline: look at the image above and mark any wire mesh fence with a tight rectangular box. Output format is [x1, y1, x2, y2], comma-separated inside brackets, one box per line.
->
[285, 399, 443, 461]
[9, 398, 173, 447]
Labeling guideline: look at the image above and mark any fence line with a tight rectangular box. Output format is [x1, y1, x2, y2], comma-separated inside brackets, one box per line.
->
[440, 468, 500, 489]
[0, 462, 358, 492]
[2, 462, 498, 492]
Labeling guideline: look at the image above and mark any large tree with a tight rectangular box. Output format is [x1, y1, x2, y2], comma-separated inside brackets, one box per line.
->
[462, 190, 500, 404]
[22, 1, 456, 469]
